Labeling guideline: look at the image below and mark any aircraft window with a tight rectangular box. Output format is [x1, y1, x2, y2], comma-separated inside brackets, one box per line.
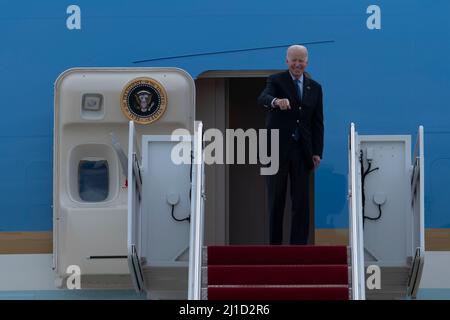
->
[78, 160, 109, 202]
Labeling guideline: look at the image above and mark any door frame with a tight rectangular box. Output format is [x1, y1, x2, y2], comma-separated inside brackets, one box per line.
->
[196, 70, 315, 245]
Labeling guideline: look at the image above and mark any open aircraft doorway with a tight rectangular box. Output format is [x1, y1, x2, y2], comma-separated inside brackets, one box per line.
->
[196, 71, 315, 245]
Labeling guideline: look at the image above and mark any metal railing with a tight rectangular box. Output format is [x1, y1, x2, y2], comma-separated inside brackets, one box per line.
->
[407, 125, 425, 298]
[188, 121, 205, 300]
[348, 123, 366, 300]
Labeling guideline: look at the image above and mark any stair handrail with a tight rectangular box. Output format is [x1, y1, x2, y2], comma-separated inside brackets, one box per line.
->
[188, 121, 205, 300]
[348, 123, 366, 300]
[411, 126, 425, 254]
[407, 125, 425, 298]
[406, 247, 425, 298]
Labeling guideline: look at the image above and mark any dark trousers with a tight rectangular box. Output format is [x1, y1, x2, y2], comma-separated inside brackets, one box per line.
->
[267, 140, 310, 245]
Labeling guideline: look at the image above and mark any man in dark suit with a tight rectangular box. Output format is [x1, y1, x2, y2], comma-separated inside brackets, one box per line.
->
[258, 45, 324, 245]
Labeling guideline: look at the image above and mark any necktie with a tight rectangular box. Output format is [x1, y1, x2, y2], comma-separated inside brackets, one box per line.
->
[294, 79, 302, 102]
[293, 79, 301, 142]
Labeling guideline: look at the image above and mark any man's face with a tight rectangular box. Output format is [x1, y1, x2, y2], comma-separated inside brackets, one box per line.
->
[286, 49, 308, 78]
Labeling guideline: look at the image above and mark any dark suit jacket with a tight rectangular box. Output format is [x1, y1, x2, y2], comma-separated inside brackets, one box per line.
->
[258, 70, 324, 169]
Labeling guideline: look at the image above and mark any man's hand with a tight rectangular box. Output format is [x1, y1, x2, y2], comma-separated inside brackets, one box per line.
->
[275, 98, 291, 110]
[312, 155, 321, 170]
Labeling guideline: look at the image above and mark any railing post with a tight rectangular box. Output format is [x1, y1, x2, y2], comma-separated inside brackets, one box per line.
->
[188, 121, 204, 300]
[348, 123, 366, 300]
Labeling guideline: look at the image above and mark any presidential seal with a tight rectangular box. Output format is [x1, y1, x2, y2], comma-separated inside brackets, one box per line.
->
[120, 77, 168, 124]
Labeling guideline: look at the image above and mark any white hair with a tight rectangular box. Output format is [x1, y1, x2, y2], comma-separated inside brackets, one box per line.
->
[286, 45, 308, 58]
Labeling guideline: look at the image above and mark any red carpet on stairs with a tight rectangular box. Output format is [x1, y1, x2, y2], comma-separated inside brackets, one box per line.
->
[206, 245, 349, 300]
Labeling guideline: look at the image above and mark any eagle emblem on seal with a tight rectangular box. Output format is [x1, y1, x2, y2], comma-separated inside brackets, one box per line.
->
[120, 77, 167, 124]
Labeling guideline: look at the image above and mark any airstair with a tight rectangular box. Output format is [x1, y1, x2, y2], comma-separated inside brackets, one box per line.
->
[189, 123, 425, 300]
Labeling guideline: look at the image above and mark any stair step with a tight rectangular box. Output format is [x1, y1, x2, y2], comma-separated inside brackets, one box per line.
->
[207, 245, 347, 265]
[207, 265, 348, 285]
[207, 285, 349, 300]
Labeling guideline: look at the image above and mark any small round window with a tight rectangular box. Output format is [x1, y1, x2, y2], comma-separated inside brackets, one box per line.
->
[78, 160, 109, 202]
